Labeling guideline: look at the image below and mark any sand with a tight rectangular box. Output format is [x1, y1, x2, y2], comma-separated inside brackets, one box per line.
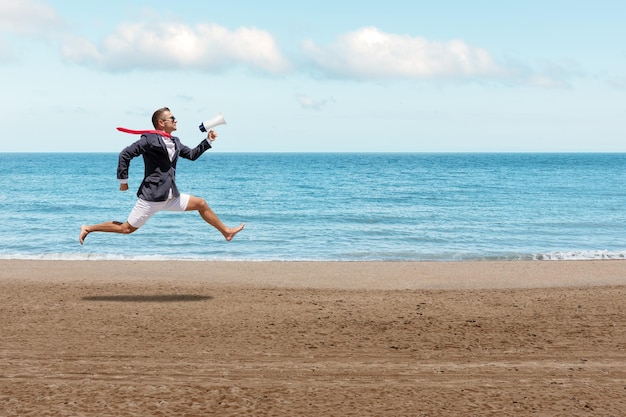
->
[1, 260, 625, 416]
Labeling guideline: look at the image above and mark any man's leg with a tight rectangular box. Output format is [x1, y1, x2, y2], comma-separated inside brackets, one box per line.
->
[79, 198, 157, 244]
[79, 221, 138, 245]
[185, 195, 245, 241]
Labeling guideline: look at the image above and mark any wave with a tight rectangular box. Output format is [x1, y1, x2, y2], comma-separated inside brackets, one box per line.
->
[2, 250, 626, 262]
[533, 250, 626, 261]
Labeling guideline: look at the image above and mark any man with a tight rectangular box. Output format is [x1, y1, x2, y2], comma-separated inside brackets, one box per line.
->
[79, 107, 244, 244]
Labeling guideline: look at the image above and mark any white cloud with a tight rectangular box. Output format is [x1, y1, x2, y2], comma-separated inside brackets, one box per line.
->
[296, 94, 332, 110]
[1, 3, 575, 88]
[302, 27, 505, 80]
[0, 0, 65, 37]
[62, 21, 291, 74]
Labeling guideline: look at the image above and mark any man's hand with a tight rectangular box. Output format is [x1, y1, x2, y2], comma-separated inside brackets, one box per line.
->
[208, 129, 218, 142]
[120, 183, 129, 191]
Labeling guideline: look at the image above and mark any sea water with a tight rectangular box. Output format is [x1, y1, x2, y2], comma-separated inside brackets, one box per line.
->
[2, 152, 626, 261]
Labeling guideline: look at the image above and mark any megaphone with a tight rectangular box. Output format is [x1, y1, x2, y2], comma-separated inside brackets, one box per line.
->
[199, 113, 227, 132]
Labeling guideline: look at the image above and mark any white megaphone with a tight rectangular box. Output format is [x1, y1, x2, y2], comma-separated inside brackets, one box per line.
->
[199, 113, 227, 132]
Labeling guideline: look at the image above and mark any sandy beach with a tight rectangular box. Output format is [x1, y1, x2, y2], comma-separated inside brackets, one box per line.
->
[1, 260, 625, 416]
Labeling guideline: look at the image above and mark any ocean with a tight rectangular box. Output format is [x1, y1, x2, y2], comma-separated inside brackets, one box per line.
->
[2, 152, 626, 261]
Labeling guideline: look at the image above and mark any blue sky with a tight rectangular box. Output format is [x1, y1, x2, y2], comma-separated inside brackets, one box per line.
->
[1, 0, 624, 152]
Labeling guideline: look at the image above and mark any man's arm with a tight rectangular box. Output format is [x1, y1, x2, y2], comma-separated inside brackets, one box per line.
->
[178, 131, 215, 161]
[117, 135, 148, 190]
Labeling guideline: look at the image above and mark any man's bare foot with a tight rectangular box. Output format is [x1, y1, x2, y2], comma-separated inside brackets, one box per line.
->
[224, 223, 245, 241]
[79, 225, 90, 245]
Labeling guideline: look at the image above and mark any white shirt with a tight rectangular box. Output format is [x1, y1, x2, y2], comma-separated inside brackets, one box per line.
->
[164, 136, 176, 161]
[163, 136, 176, 199]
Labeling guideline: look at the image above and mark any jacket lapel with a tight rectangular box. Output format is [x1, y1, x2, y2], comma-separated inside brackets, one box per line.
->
[171, 137, 180, 161]
[157, 136, 167, 152]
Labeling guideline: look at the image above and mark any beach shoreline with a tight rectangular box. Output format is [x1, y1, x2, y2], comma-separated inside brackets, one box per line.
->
[1, 260, 625, 416]
[3, 259, 626, 289]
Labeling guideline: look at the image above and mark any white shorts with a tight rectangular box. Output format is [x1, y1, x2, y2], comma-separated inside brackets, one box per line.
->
[127, 194, 191, 228]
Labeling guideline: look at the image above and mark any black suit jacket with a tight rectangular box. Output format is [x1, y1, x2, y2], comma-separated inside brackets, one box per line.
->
[117, 133, 212, 202]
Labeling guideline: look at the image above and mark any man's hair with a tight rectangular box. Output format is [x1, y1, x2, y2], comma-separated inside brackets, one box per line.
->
[152, 107, 170, 128]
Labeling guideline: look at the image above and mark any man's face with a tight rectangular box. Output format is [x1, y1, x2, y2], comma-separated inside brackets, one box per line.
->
[160, 111, 178, 134]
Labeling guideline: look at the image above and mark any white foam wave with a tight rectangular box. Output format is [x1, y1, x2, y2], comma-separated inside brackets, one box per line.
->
[0, 253, 266, 262]
[2, 250, 626, 262]
[534, 250, 626, 261]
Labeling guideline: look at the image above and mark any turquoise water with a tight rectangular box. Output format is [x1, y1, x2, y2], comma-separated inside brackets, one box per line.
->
[2, 152, 626, 261]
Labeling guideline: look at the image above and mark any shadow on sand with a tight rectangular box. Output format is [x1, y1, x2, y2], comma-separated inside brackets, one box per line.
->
[81, 294, 213, 303]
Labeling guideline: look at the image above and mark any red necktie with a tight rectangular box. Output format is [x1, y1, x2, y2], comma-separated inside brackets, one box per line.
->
[117, 127, 172, 139]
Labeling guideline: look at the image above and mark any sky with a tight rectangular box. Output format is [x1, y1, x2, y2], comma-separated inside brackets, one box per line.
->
[0, 0, 625, 153]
